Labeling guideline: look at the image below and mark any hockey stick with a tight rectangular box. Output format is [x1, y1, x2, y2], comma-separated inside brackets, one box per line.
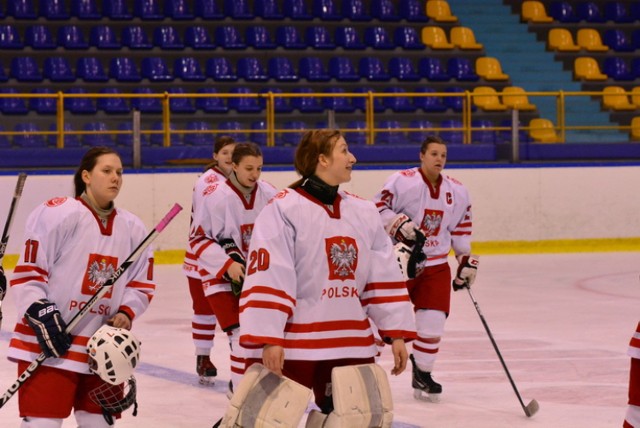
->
[0, 203, 183, 410]
[0, 173, 28, 330]
[465, 285, 539, 417]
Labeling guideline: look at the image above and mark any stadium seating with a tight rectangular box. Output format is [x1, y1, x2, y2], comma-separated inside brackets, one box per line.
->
[276, 26, 306, 49]
[574, 57, 607, 81]
[165, 0, 194, 20]
[335, 27, 366, 50]
[250, 120, 267, 145]
[529, 118, 559, 143]
[42, 0, 70, 19]
[323, 88, 355, 113]
[426, 0, 458, 22]
[237, 57, 268, 81]
[407, 119, 435, 143]
[299, 57, 331, 81]
[184, 121, 212, 146]
[359, 57, 391, 81]
[168, 87, 196, 113]
[218, 120, 245, 140]
[364, 27, 395, 50]
[141, 57, 174, 82]
[631, 117, 640, 140]
[450, 27, 483, 50]
[281, 120, 307, 145]
[65, 88, 97, 114]
[548, 1, 580, 23]
[601, 86, 636, 111]
[8, 0, 38, 19]
[255, 0, 284, 19]
[268, 57, 299, 82]
[448, 58, 479, 81]
[471, 119, 496, 144]
[476, 57, 509, 81]
[603, 57, 635, 81]
[419, 58, 450, 81]
[0, 25, 23, 49]
[215, 26, 246, 49]
[50, 123, 81, 147]
[389, 58, 421, 81]
[394, 27, 425, 50]
[30, 88, 57, 114]
[329, 57, 360, 81]
[306, 26, 335, 50]
[90, 26, 120, 49]
[412, 87, 447, 112]
[284, 0, 313, 20]
[262, 88, 293, 113]
[195, 0, 224, 19]
[0, 88, 29, 115]
[14, 123, 46, 147]
[228, 87, 262, 113]
[400, 0, 428, 22]
[103, 0, 133, 19]
[382, 87, 415, 113]
[604, 1, 634, 23]
[83, 122, 114, 145]
[342, 0, 371, 21]
[313, 0, 341, 20]
[631, 87, 640, 108]
[72, 0, 101, 19]
[44, 57, 76, 82]
[196, 88, 228, 113]
[521, 1, 553, 23]
[154, 26, 184, 49]
[206, 57, 238, 81]
[174, 57, 206, 81]
[371, 0, 399, 21]
[421, 27, 454, 50]
[439, 119, 464, 144]
[290, 88, 324, 113]
[472, 86, 507, 111]
[135, 0, 164, 19]
[576, 2, 606, 23]
[501, 86, 536, 111]
[25, 25, 56, 49]
[76, 57, 108, 82]
[603, 29, 635, 52]
[98, 88, 130, 114]
[185, 26, 216, 49]
[58, 25, 89, 49]
[11, 57, 43, 82]
[576, 29, 608, 52]
[246, 26, 277, 49]
[376, 120, 404, 144]
[547, 28, 580, 52]
[344, 120, 367, 144]
[131, 88, 163, 113]
[122, 26, 153, 49]
[225, 0, 253, 19]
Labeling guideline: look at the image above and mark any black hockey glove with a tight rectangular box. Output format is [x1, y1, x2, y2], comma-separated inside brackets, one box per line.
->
[220, 239, 245, 296]
[24, 299, 72, 358]
[452, 255, 480, 291]
[407, 229, 426, 279]
[0, 265, 6, 302]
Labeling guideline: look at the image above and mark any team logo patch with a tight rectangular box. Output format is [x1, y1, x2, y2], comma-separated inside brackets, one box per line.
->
[274, 189, 289, 199]
[202, 183, 218, 197]
[205, 174, 219, 184]
[240, 224, 254, 253]
[82, 254, 118, 298]
[45, 197, 67, 207]
[421, 209, 443, 237]
[400, 169, 416, 177]
[325, 236, 358, 281]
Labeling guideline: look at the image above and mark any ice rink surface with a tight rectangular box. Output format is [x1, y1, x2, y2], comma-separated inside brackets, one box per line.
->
[0, 252, 638, 427]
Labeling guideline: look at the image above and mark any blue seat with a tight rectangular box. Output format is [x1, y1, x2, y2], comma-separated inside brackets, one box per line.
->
[389, 58, 421, 81]
[313, 0, 341, 20]
[335, 27, 365, 50]
[206, 57, 238, 81]
[246, 26, 277, 49]
[329, 57, 360, 81]
[382, 87, 415, 112]
[254, 0, 284, 19]
[215, 26, 246, 49]
[103, 0, 132, 19]
[352, 87, 385, 112]
[299, 57, 331, 82]
[0, 25, 23, 49]
[323, 88, 355, 113]
[76, 57, 108, 82]
[447, 58, 480, 81]
[25, 25, 56, 49]
[228, 87, 262, 113]
[633, 30, 640, 50]
[0, 88, 28, 114]
[631, 2, 640, 20]
[280, 120, 307, 145]
[196, 87, 228, 113]
[0, 126, 9, 148]
[224, 0, 253, 19]
[440, 119, 464, 144]
[64, 88, 97, 114]
[195, 0, 224, 19]
[168, 87, 196, 113]
[364, 26, 395, 50]
[237, 57, 268, 81]
[408, 119, 435, 143]
[632, 58, 640, 79]
[30, 88, 57, 114]
[276, 26, 306, 49]
[10, 57, 43, 82]
[150, 121, 179, 146]
[291, 88, 324, 113]
[154, 26, 184, 49]
[174, 57, 206, 81]
[471, 119, 496, 144]
[549, 1, 580, 23]
[342, 0, 371, 21]
[141, 57, 174, 82]
[603, 29, 635, 52]
[419, 58, 450, 81]
[40, 0, 69, 19]
[306, 26, 335, 49]
[497, 119, 532, 144]
[359, 57, 391, 81]
[14, 123, 45, 147]
[122, 26, 152, 49]
[443, 87, 466, 112]
[72, 0, 100, 19]
[284, 0, 313, 20]
[90, 26, 120, 49]
[58, 25, 88, 49]
[603, 57, 635, 81]
[109, 57, 142, 82]
[395, 27, 425, 50]
[165, 0, 194, 19]
[399, 0, 429, 22]
[371, 0, 399, 21]
[8, 0, 37, 19]
[268, 58, 298, 82]
[131, 88, 163, 113]
[98, 88, 131, 114]
[115, 122, 134, 147]
[135, 0, 163, 19]
[0, 63, 7, 82]
[250, 120, 267, 145]
[218, 121, 245, 140]
[44, 57, 76, 82]
[344, 120, 367, 144]
[185, 26, 216, 49]
[576, 2, 606, 23]
[83, 122, 114, 147]
[184, 121, 212, 146]
[412, 87, 447, 112]
[604, 1, 634, 23]
[49, 123, 81, 147]
[376, 120, 404, 144]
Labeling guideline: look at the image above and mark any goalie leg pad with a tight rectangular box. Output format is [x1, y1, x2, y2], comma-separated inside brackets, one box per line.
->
[219, 363, 312, 428]
[324, 364, 393, 428]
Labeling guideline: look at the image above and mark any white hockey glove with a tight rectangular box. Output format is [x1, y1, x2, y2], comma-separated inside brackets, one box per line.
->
[24, 299, 72, 358]
[452, 255, 480, 291]
[386, 213, 421, 246]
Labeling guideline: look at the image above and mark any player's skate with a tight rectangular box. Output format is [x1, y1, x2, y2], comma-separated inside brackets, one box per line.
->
[197, 355, 217, 385]
[410, 354, 442, 402]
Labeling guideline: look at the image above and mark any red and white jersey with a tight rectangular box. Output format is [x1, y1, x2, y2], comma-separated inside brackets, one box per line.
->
[183, 167, 227, 279]
[190, 179, 277, 296]
[239, 188, 416, 362]
[8, 197, 155, 374]
[373, 167, 472, 266]
[630, 322, 640, 359]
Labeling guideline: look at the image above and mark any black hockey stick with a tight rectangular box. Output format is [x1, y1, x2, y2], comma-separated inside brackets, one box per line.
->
[0, 203, 183, 410]
[0, 173, 27, 330]
[465, 285, 539, 417]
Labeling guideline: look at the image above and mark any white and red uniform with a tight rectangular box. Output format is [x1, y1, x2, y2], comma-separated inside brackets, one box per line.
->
[373, 167, 472, 373]
[183, 167, 226, 355]
[625, 321, 640, 427]
[8, 197, 155, 374]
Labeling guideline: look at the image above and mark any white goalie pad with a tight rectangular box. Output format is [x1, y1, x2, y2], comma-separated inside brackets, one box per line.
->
[219, 363, 313, 428]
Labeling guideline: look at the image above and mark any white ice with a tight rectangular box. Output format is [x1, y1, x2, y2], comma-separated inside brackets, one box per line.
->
[0, 252, 637, 427]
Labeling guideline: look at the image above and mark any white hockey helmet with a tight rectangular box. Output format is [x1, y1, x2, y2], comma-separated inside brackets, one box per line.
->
[87, 325, 141, 385]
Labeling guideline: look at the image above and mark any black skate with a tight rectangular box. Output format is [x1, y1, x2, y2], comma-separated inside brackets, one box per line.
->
[197, 355, 217, 385]
[410, 354, 442, 402]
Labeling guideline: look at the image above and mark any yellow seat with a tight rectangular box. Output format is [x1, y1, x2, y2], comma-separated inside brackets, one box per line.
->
[450, 27, 483, 50]
[602, 86, 636, 111]
[522, 1, 553, 23]
[576, 29, 608, 52]
[631, 87, 640, 108]
[630, 117, 640, 140]
[476, 57, 509, 81]
[529, 118, 559, 143]
[548, 28, 580, 52]
[472, 86, 507, 111]
[574, 57, 607, 81]
[426, 0, 458, 22]
[421, 26, 454, 50]
[502, 86, 536, 111]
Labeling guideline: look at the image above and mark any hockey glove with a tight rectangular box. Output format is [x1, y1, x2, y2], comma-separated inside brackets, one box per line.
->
[452, 255, 480, 291]
[386, 213, 420, 246]
[24, 299, 72, 358]
[220, 239, 245, 296]
[0, 265, 6, 302]
[407, 229, 427, 279]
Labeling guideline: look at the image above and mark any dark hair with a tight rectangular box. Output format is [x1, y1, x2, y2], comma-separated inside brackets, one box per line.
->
[290, 129, 342, 188]
[204, 135, 236, 171]
[420, 135, 446, 154]
[74, 147, 121, 197]
[232, 142, 263, 164]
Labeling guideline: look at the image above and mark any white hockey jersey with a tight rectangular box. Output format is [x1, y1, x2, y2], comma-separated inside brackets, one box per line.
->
[239, 188, 416, 362]
[183, 167, 227, 279]
[8, 197, 155, 374]
[373, 167, 472, 266]
[190, 179, 277, 297]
